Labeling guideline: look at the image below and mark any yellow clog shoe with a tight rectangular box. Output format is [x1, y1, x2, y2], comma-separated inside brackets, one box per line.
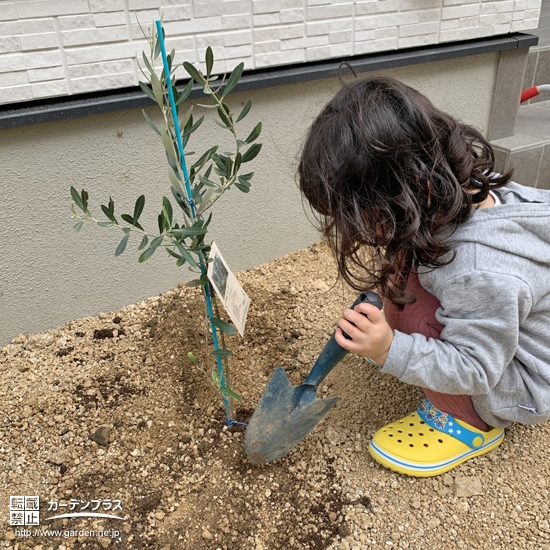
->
[368, 398, 505, 477]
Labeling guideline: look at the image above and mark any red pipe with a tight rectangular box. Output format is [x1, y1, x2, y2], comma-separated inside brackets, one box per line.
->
[521, 86, 540, 103]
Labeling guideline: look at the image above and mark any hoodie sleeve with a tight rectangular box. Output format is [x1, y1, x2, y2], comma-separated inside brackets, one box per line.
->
[380, 271, 533, 395]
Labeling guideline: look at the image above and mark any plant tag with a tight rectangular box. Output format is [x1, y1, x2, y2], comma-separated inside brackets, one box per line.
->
[207, 242, 250, 337]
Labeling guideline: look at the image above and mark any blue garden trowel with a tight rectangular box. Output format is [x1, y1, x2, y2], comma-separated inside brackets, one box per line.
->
[245, 291, 383, 464]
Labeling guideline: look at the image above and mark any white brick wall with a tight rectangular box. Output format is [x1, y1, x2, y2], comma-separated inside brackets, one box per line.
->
[0, 0, 542, 105]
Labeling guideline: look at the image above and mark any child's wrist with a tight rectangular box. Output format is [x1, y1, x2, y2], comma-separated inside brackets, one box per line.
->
[367, 333, 393, 367]
[368, 349, 389, 367]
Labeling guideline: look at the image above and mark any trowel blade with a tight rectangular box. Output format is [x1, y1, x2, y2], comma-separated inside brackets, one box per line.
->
[245, 367, 339, 464]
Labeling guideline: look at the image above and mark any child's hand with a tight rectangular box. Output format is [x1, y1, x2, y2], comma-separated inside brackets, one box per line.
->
[334, 302, 394, 365]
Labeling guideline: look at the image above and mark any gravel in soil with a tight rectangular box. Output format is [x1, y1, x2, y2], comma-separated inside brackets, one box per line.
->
[1, 241, 550, 550]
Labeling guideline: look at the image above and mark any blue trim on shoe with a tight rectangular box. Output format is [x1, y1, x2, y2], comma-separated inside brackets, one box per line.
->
[417, 398, 485, 449]
[368, 428, 505, 474]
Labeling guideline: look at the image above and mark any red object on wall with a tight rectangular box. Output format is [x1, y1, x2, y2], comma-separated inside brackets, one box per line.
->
[521, 86, 540, 102]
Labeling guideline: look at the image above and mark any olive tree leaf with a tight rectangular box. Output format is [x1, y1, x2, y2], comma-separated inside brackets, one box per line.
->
[101, 197, 117, 223]
[235, 178, 251, 193]
[239, 172, 254, 181]
[241, 143, 262, 163]
[222, 62, 244, 98]
[211, 369, 221, 389]
[166, 248, 185, 262]
[180, 105, 194, 130]
[172, 84, 180, 109]
[212, 153, 227, 173]
[107, 197, 115, 218]
[151, 72, 163, 105]
[183, 61, 205, 85]
[121, 213, 144, 232]
[162, 196, 173, 227]
[192, 146, 217, 172]
[181, 114, 197, 148]
[139, 81, 157, 103]
[169, 226, 207, 237]
[210, 317, 236, 335]
[233, 152, 242, 174]
[236, 171, 253, 192]
[171, 186, 191, 216]
[199, 175, 218, 187]
[220, 387, 242, 401]
[161, 128, 178, 164]
[81, 189, 89, 212]
[182, 115, 204, 148]
[168, 165, 185, 195]
[150, 235, 164, 249]
[138, 246, 156, 263]
[176, 79, 194, 106]
[217, 106, 231, 129]
[245, 122, 262, 144]
[158, 212, 165, 234]
[138, 235, 149, 251]
[235, 99, 252, 123]
[73, 221, 84, 232]
[115, 233, 129, 256]
[198, 187, 214, 212]
[165, 148, 179, 173]
[153, 27, 162, 59]
[166, 48, 175, 76]
[142, 109, 161, 136]
[142, 52, 155, 76]
[205, 46, 214, 78]
[225, 156, 233, 179]
[133, 195, 145, 224]
[175, 241, 198, 268]
[70, 186, 84, 211]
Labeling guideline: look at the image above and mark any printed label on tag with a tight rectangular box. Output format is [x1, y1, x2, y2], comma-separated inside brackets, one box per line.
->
[207, 242, 250, 337]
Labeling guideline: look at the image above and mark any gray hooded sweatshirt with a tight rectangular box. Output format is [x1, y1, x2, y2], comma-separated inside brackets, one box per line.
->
[381, 181, 550, 428]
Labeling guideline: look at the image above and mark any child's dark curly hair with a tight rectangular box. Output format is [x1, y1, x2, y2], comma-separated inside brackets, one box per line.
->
[298, 75, 512, 307]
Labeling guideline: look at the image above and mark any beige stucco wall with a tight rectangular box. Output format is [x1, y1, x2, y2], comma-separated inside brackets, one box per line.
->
[0, 0, 538, 105]
[0, 52, 498, 345]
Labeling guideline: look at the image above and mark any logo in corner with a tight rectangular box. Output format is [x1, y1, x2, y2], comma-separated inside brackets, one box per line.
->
[10, 496, 40, 526]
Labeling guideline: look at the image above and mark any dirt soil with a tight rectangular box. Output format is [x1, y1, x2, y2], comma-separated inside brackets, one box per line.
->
[2, 240, 550, 550]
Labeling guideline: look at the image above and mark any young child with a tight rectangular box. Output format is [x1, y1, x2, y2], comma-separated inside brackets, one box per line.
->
[298, 75, 550, 477]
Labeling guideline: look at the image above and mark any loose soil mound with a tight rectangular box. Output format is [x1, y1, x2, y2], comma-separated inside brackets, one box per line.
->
[2, 241, 549, 550]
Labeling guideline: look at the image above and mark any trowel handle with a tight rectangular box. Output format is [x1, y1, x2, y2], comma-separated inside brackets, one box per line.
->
[303, 291, 383, 389]
[341, 291, 383, 340]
